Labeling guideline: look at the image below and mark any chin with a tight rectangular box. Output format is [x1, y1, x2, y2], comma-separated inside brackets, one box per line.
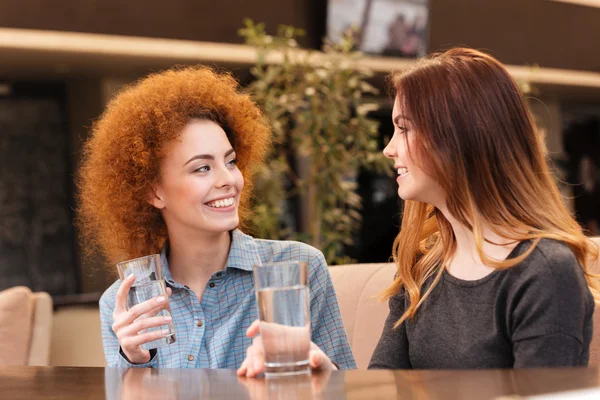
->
[397, 188, 417, 202]
[193, 216, 240, 235]
[217, 218, 240, 233]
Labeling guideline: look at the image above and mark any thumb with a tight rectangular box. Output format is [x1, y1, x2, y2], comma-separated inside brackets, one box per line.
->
[246, 319, 260, 338]
[309, 350, 324, 370]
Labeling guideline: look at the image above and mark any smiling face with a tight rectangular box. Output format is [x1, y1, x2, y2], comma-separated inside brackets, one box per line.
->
[383, 96, 446, 207]
[149, 119, 244, 236]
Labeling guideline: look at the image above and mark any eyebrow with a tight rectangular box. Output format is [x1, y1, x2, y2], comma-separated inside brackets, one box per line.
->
[393, 115, 413, 125]
[184, 148, 235, 166]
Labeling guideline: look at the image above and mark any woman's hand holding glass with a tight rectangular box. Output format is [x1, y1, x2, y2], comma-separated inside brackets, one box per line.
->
[237, 319, 337, 378]
[111, 274, 173, 364]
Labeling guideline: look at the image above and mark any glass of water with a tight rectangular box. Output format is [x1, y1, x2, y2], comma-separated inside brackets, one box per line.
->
[253, 261, 310, 377]
[117, 254, 176, 350]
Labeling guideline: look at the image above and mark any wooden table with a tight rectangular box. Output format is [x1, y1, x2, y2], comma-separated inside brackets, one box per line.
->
[2, 366, 600, 399]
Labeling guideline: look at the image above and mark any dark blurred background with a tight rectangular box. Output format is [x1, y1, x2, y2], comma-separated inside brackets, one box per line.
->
[1, 0, 599, 296]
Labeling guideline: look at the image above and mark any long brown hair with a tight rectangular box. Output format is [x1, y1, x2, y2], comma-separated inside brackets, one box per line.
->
[381, 48, 600, 327]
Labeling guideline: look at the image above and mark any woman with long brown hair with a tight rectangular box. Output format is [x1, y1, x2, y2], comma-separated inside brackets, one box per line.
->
[369, 48, 600, 369]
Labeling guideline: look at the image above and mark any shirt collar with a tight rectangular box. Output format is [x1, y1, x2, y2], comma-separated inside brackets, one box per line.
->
[159, 243, 176, 287]
[225, 229, 262, 272]
[159, 229, 261, 286]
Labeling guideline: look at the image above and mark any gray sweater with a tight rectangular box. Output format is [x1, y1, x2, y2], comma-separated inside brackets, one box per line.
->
[369, 239, 595, 369]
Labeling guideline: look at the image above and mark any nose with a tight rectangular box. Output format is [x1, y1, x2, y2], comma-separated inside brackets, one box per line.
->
[215, 164, 236, 188]
[383, 136, 397, 159]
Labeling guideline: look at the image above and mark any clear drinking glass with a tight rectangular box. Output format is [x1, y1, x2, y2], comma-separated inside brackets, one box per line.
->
[117, 254, 176, 350]
[253, 261, 310, 377]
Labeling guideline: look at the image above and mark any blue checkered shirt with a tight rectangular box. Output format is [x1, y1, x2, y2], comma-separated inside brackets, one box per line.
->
[99, 230, 356, 369]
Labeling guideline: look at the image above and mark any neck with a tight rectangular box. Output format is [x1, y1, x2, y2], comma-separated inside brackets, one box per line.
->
[166, 228, 232, 285]
[436, 202, 517, 264]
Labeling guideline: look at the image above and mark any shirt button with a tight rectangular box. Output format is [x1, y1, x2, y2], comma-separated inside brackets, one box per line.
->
[209, 283, 215, 288]
[196, 320, 203, 327]
[188, 355, 194, 361]
[216, 272, 222, 277]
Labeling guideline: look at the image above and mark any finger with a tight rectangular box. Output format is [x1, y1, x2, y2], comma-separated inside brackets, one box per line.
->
[251, 348, 265, 376]
[246, 319, 260, 338]
[124, 295, 168, 324]
[244, 337, 265, 377]
[237, 358, 249, 376]
[121, 327, 172, 349]
[114, 274, 135, 314]
[113, 296, 168, 332]
[245, 345, 258, 378]
[166, 287, 173, 296]
[309, 350, 328, 370]
[119, 315, 172, 338]
[141, 307, 163, 318]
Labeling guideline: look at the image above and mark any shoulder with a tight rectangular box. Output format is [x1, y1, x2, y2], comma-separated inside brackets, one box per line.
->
[533, 238, 579, 264]
[250, 236, 327, 267]
[235, 230, 329, 284]
[508, 238, 589, 298]
[249, 235, 330, 283]
[516, 238, 583, 280]
[505, 238, 593, 342]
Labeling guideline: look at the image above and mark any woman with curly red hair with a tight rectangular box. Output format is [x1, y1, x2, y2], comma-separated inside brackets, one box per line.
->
[78, 67, 355, 371]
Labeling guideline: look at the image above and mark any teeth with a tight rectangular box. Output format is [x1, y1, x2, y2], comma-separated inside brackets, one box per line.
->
[207, 197, 235, 208]
[397, 167, 408, 176]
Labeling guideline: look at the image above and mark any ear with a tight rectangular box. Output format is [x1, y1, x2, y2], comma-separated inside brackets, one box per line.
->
[147, 183, 166, 209]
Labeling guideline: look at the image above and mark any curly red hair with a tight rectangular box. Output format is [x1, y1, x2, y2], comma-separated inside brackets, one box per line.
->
[77, 66, 271, 264]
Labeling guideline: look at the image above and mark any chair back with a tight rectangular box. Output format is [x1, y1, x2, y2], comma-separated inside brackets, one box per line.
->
[329, 263, 395, 369]
[0, 286, 53, 366]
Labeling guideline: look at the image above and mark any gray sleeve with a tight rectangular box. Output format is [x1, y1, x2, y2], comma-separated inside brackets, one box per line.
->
[368, 290, 412, 369]
[509, 243, 593, 367]
[513, 333, 585, 368]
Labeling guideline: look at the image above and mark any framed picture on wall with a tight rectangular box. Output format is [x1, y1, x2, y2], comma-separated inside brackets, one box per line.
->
[327, 0, 429, 58]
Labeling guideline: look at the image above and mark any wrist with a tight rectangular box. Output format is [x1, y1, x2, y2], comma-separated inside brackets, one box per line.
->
[121, 348, 151, 364]
[135, 352, 151, 365]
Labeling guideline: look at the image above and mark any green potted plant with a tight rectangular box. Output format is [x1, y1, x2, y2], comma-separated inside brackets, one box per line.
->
[240, 19, 390, 263]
